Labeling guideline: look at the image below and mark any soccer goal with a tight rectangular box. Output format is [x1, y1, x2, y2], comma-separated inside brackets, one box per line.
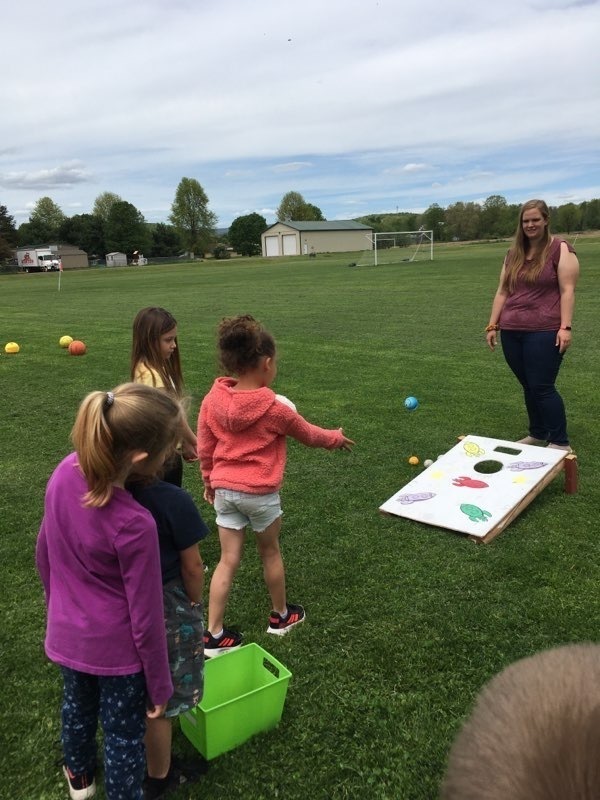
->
[357, 230, 434, 266]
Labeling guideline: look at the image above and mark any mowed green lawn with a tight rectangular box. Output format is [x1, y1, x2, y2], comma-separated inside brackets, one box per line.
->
[1, 238, 598, 800]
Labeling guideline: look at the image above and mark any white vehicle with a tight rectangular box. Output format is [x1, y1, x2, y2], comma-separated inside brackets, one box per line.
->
[17, 248, 60, 272]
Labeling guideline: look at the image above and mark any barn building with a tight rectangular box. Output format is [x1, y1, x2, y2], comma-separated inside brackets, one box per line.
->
[56, 244, 89, 269]
[16, 243, 89, 271]
[261, 220, 373, 257]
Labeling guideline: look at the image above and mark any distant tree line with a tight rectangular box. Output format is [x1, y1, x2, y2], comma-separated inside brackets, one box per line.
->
[356, 195, 600, 242]
[1, 179, 222, 262]
[3, 189, 598, 266]
[0, 187, 327, 263]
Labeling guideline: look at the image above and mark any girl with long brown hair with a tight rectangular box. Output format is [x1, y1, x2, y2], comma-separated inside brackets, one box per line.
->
[131, 307, 198, 485]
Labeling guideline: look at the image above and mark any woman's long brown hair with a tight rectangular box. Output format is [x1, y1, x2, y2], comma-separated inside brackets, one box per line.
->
[503, 199, 552, 293]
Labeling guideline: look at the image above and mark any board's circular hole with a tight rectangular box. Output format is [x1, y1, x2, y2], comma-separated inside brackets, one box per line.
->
[474, 460, 503, 474]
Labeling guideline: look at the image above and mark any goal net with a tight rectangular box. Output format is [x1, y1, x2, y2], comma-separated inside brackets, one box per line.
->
[357, 230, 433, 266]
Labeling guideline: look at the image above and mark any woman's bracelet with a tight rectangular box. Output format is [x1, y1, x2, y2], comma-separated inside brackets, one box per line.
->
[485, 324, 500, 332]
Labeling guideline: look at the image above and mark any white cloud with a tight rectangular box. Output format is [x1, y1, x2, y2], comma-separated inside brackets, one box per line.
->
[1, 0, 599, 224]
[383, 164, 432, 176]
[271, 162, 313, 174]
[224, 169, 255, 178]
[0, 163, 92, 190]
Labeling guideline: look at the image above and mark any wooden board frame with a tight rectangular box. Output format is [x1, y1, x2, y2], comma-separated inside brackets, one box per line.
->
[380, 436, 578, 544]
[474, 453, 577, 543]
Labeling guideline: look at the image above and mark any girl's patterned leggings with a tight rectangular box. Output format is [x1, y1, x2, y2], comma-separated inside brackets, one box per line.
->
[61, 667, 147, 800]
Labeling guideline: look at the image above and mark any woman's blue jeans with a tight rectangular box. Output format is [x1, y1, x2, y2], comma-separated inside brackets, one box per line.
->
[500, 329, 568, 445]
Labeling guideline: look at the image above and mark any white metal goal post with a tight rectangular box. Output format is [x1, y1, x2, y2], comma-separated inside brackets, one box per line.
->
[357, 229, 434, 266]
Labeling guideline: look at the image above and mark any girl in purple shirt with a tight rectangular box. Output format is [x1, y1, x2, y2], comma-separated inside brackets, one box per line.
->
[36, 383, 184, 800]
[485, 199, 579, 449]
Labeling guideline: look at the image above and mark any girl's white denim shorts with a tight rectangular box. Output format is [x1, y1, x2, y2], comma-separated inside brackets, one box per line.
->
[214, 489, 282, 532]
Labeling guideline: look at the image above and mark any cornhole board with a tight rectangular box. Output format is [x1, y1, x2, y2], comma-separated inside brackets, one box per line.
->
[379, 435, 577, 543]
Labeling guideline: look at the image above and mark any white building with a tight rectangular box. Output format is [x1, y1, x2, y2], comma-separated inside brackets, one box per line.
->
[106, 252, 128, 267]
[261, 220, 373, 257]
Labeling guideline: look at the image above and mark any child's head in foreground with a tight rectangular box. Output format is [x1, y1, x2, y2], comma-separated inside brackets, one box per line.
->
[441, 643, 600, 800]
[72, 382, 183, 507]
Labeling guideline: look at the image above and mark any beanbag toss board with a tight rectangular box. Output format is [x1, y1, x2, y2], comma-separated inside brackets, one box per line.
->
[379, 435, 577, 543]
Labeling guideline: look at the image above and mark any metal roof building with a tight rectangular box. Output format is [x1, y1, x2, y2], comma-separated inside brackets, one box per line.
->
[261, 220, 373, 257]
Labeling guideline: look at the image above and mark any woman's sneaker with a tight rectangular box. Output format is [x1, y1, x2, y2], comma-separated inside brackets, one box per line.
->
[63, 766, 96, 800]
[267, 603, 305, 636]
[203, 628, 243, 657]
[516, 436, 546, 446]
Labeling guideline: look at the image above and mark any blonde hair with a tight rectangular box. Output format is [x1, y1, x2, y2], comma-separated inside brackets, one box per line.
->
[503, 199, 552, 293]
[441, 644, 600, 800]
[71, 383, 183, 508]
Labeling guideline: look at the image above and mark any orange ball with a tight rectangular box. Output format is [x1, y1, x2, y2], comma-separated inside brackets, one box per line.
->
[408, 455, 419, 465]
[68, 340, 87, 356]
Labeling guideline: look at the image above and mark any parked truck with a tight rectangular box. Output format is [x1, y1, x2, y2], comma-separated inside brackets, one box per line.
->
[17, 247, 60, 272]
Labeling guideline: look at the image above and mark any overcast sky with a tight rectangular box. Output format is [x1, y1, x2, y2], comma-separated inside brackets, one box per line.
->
[2, 0, 599, 227]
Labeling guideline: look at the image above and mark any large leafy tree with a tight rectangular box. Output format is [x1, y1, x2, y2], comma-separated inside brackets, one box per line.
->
[445, 201, 482, 241]
[422, 203, 447, 241]
[480, 195, 516, 238]
[59, 213, 105, 256]
[277, 191, 324, 222]
[305, 203, 325, 221]
[228, 212, 267, 256]
[169, 177, 217, 257]
[25, 196, 66, 242]
[0, 204, 18, 260]
[277, 191, 304, 221]
[92, 192, 123, 224]
[104, 200, 150, 256]
[556, 203, 581, 235]
[150, 223, 182, 257]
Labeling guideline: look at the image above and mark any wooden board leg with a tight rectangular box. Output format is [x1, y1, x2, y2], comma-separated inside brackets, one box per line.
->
[564, 453, 578, 494]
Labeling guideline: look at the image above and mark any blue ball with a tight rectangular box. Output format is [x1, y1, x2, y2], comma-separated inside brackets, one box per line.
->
[404, 396, 419, 410]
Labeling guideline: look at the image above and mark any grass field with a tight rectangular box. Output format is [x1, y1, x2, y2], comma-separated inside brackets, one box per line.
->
[1, 237, 599, 800]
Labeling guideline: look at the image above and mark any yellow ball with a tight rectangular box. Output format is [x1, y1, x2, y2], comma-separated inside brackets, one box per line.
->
[59, 335, 74, 348]
[5, 342, 20, 354]
[408, 455, 419, 465]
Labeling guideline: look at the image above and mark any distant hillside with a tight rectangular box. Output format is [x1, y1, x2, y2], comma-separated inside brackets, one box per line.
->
[144, 222, 230, 237]
[354, 212, 423, 232]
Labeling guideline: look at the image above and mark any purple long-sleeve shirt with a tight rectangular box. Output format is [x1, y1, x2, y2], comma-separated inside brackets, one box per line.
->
[36, 453, 173, 705]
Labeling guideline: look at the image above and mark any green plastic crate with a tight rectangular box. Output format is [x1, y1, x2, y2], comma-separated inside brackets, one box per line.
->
[180, 643, 292, 760]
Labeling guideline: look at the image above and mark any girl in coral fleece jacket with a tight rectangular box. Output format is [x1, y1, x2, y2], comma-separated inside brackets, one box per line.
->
[198, 314, 354, 656]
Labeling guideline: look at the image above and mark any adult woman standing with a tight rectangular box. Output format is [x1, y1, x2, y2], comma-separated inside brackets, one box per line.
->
[485, 199, 579, 450]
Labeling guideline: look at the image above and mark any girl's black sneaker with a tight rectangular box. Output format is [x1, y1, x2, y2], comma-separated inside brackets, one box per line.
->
[203, 628, 243, 657]
[267, 603, 305, 635]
